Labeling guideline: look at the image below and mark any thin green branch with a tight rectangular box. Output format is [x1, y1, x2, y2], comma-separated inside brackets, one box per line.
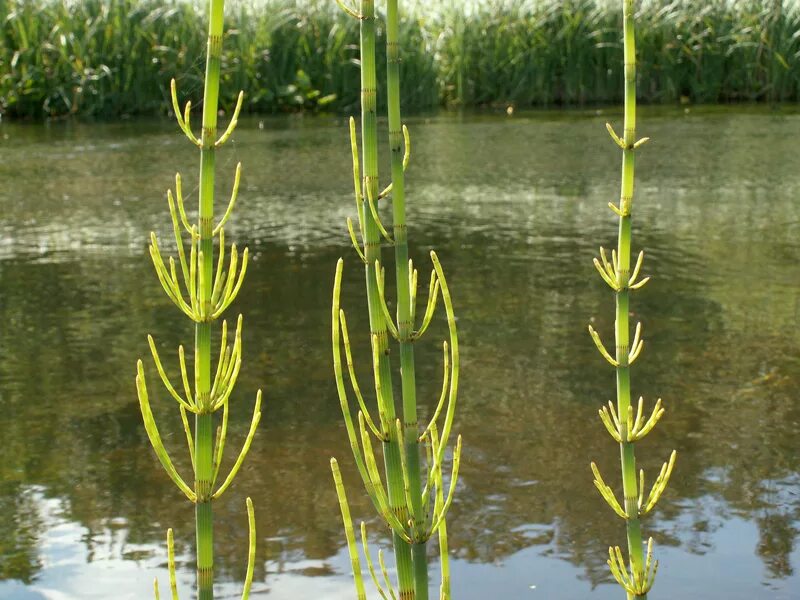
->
[212, 398, 229, 487]
[213, 162, 242, 235]
[429, 252, 459, 462]
[170, 78, 201, 147]
[360, 522, 394, 600]
[136, 361, 196, 502]
[365, 180, 394, 244]
[374, 261, 400, 339]
[419, 341, 450, 440]
[330, 458, 368, 600]
[376, 545, 399, 600]
[378, 124, 411, 200]
[414, 269, 440, 339]
[180, 405, 196, 473]
[212, 390, 262, 499]
[215, 91, 244, 148]
[339, 308, 384, 439]
[148, 335, 196, 412]
[241, 498, 257, 600]
[426, 434, 462, 538]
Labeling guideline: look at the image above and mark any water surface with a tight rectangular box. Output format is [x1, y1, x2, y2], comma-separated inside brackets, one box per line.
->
[0, 106, 799, 599]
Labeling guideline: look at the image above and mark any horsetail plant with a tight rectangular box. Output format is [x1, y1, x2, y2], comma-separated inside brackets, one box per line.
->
[134, 1, 261, 598]
[587, 1, 676, 598]
[330, 0, 462, 598]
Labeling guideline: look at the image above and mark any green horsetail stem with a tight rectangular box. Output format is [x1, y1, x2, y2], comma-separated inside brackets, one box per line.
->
[588, 1, 677, 598]
[135, 0, 260, 598]
[331, 2, 462, 598]
[356, 0, 416, 594]
[386, 0, 427, 596]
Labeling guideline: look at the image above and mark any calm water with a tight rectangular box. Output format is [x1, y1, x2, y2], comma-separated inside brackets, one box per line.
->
[0, 107, 799, 599]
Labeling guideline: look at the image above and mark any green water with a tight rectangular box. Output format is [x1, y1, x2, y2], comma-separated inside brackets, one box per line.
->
[0, 107, 798, 599]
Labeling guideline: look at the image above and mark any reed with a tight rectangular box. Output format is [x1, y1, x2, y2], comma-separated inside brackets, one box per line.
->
[3, 0, 800, 118]
[134, 0, 261, 598]
[587, 1, 676, 598]
[329, 0, 461, 598]
[435, 0, 800, 107]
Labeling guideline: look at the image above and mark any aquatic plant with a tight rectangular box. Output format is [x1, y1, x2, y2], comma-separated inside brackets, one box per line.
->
[587, 1, 676, 598]
[3, 0, 800, 118]
[134, 0, 260, 598]
[329, 0, 462, 598]
[434, 0, 800, 107]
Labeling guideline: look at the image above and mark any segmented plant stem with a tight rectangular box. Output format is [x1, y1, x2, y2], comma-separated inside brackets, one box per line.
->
[386, 0, 428, 597]
[195, 410, 214, 596]
[136, 0, 262, 595]
[196, 1, 225, 597]
[616, 1, 644, 598]
[358, 0, 415, 595]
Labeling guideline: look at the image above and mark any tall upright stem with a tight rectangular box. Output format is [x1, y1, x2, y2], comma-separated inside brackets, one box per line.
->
[137, 0, 261, 597]
[616, 1, 644, 598]
[590, 2, 674, 597]
[358, 0, 415, 595]
[386, 0, 428, 597]
[195, 1, 225, 597]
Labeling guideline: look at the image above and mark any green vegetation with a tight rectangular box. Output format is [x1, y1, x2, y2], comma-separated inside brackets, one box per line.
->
[2, 0, 799, 118]
[438, 0, 799, 107]
[587, 1, 676, 598]
[134, 0, 260, 597]
[329, 0, 461, 597]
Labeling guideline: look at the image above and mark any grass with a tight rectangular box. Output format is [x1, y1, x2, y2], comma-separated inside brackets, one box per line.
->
[1, 0, 799, 118]
[437, 0, 800, 107]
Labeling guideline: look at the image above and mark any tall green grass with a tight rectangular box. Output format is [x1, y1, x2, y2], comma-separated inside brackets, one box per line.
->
[2, 0, 799, 118]
[438, 0, 800, 107]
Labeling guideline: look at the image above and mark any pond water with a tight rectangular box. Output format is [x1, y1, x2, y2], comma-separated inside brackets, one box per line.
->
[0, 106, 799, 599]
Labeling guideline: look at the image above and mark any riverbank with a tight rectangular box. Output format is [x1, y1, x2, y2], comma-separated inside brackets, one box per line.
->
[1, 0, 798, 119]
